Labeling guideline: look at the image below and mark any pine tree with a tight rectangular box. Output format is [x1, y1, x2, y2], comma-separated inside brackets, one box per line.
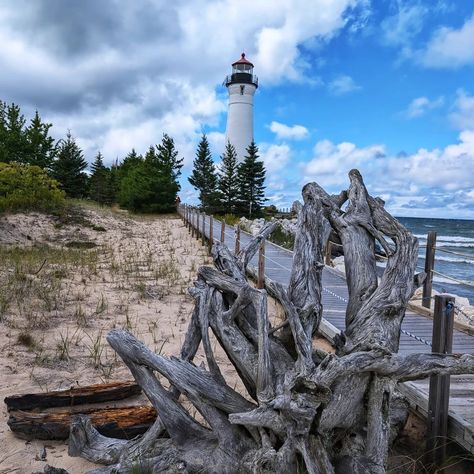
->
[154, 134, 183, 212]
[217, 142, 239, 214]
[0, 101, 7, 163]
[51, 131, 88, 198]
[236, 141, 266, 217]
[24, 111, 56, 170]
[119, 135, 183, 213]
[89, 152, 112, 204]
[1, 103, 29, 163]
[188, 134, 218, 212]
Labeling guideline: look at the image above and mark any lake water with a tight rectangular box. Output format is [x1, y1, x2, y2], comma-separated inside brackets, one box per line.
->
[396, 217, 474, 304]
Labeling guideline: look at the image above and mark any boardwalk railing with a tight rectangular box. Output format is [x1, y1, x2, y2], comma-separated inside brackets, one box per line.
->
[178, 204, 474, 465]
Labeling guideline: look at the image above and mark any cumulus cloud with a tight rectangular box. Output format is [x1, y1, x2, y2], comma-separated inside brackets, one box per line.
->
[302, 139, 385, 186]
[300, 131, 474, 218]
[404, 95, 444, 118]
[260, 143, 292, 173]
[328, 75, 361, 95]
[449, 89, 474, 130]
[0, 0, 368, 165]
[269, 121, 309, 140]
[420, 14, 474, 68]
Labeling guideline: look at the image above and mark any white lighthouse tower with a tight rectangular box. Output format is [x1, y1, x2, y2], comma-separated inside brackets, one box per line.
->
[224, 53, 258, 161]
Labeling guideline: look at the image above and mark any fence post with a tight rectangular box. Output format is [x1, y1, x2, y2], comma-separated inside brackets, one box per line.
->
[201, 213, 206, 246]
[190, 209, 194, 237]
[325, 240, 333, 266]
[221, 219, 225, 243]
[194, 211, 198, 239]
[234, 224, 241, 254]
[209, 215, 214, 252]
[426, 294, 455, 472]
[257, 240, 265, 289]
[423, 231, 437, 309]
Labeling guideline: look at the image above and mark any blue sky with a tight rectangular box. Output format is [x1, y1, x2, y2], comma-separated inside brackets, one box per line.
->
[0, 0, 473, 218]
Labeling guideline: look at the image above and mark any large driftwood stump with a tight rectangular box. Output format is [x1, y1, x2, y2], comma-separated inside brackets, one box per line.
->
[69, 171, 474, 473]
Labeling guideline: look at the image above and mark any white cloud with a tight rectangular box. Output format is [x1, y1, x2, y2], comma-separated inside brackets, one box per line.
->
[381, 1, 428, 47]
[302, 139, 385, 186]
[300, 131, 474, 218]
[404, 95, 444, 118]
[269, 121, 309, 140]
[260, 143, 292, 174]
[420, 14, 474, 68]
[449, 89, 474, 130]
[0, 0, 368, 167]
[328, 75, 361, 95]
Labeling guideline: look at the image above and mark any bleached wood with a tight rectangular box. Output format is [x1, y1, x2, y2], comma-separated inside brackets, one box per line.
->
[69, 170, 474, 473]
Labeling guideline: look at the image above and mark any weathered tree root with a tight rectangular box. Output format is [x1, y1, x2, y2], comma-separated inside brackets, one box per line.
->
[69, 171, 474, 473]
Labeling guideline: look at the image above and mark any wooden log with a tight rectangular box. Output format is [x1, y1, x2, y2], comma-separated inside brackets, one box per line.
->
[8, 405, 156, 440]
[4, 381, 140, 411]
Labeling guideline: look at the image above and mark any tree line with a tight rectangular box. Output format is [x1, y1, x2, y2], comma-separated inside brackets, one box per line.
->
[0, 100, 182, 213]
[188, 135, 266, 218]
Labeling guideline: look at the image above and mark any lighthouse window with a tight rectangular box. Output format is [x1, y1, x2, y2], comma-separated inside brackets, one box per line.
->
[240, 85, 245, 95]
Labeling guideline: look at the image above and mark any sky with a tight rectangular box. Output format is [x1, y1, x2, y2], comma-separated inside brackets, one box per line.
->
[0, 0, 473, 219]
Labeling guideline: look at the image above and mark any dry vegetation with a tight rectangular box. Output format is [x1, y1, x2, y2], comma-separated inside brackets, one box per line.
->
[0, 203, 218, 473]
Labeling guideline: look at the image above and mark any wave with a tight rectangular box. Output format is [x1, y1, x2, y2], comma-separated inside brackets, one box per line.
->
[436, 242, 474, 248]
[435, 256, 474, 265]
[414, 234, 474, 243]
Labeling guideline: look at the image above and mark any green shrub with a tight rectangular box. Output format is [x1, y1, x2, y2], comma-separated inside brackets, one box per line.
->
[220, 213, 240, 225]
[0, 162, 66, 213]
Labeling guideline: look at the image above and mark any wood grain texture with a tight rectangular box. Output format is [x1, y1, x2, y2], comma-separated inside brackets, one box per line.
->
[68, 171, 474, 473]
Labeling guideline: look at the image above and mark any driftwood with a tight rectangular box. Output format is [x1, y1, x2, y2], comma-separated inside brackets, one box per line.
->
[67, 170, 474, 473]
[8, 405, 156, 440]
[4, 381, 140, 411]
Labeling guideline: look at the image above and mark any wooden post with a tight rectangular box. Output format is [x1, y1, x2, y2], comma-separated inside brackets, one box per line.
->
[426, 294, 455, 472]
[220, 219, 225, 243]
[201, 213, 206, 246]
[325, 240, 333, 266]
[257, 240, 265, 289]
[423, 231, 437, 309]
[209, 215, 214, 252]
[194, 210, 198, 239]
[190, 209, 195, 237]
[234, 224, 240, 254]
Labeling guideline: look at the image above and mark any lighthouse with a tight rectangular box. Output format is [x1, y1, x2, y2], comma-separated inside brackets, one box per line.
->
[224, 53, 258, 161]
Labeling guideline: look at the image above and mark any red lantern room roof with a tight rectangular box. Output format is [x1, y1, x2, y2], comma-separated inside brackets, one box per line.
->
[232, 53, 254, 67]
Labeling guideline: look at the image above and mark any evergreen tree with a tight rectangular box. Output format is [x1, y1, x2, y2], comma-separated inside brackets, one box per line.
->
[51, 131, 88, 198]
[217, 142, 239, 214]
[24, 111, 56, 170]
[153, 134, 183, 212]
[89, 152, 112, 204]
[0, 101, 7, 163]
[236, 141, 266, 217]
[1, 103, 29, 163]
[119, 149, 143, 179]
[188, 134, 218, 211]
[119, 135, 183, 213]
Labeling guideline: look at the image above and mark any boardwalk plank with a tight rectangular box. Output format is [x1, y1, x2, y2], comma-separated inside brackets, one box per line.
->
[192, 211, 474, 454]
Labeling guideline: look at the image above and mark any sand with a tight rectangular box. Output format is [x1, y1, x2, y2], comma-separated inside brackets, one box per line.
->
[0, 204, 219, 473]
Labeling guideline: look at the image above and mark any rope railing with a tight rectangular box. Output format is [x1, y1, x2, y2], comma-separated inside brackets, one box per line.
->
[434, 247, 474, 259]
[180, 205, 441, 348]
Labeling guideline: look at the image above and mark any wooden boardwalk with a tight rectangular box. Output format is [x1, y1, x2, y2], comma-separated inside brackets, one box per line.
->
[185, 212, 474, 454]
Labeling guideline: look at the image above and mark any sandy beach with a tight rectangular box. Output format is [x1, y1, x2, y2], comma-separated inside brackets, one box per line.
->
[0, 205, 219, 473]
